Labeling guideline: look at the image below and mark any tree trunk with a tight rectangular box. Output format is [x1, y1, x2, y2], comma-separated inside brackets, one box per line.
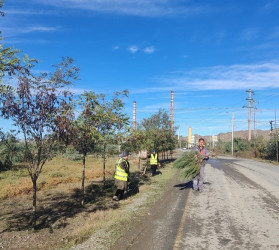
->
[138, 157, 141, 170]
[32, 176, 37, 228]
[103, 144, 106, 188]
[81, 154, 86, 206]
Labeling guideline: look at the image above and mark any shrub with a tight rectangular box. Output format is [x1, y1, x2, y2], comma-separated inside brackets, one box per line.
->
[64, 147, 83, 161]
[173, 151, 204, 180]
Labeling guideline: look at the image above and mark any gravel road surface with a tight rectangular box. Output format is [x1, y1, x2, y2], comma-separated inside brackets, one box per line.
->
[111, 156, 279, 250]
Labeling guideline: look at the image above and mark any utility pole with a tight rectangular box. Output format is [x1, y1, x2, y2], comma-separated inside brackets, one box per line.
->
[132, 101, 137, 131]
[275, 110, 277, 132]
[275, 109, 278, 162]
[178, 130, 181, 149]
[232, 113, 234, 156]
[209, 128, 212, 151]
[269, 120, 273, 134]
[245, 89, 254, 141]
[253, 100, 257, 138]
[170, 91, 174, 132]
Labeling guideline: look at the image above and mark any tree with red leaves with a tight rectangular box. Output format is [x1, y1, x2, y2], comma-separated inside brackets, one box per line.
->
[0, 57, 79, 227]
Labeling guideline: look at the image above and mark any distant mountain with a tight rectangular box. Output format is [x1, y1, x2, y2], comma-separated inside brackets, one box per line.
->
[183, 129, 272, 144]
[216, 129, 271, 142]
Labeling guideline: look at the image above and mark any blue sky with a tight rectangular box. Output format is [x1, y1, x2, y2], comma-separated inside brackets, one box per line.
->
[1, 0, 279, 137]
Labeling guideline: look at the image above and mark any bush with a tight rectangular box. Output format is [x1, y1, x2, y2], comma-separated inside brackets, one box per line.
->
[0, 139, 25, 171]
[0, 156, 13, 171]
[106, 144, 119, 156]
[173, 151, 204, 180]
[64, 147, 83, 161]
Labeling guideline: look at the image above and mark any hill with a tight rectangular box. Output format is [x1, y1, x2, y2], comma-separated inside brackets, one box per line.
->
[216, 129, 271, 142]
[183, 129, 272, 144]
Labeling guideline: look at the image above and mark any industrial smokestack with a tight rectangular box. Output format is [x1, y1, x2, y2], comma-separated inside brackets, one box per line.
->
[133, 101, 136, 131]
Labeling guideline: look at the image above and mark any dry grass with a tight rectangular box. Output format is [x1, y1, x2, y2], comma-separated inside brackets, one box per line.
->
[0, 152, 179, 250]
[0, 154, 139, 200]
[68, 207, 119, 245]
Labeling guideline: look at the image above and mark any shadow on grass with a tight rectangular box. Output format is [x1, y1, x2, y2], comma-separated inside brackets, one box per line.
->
[2, 171, 150, 232]
[160, 158, 176, 165]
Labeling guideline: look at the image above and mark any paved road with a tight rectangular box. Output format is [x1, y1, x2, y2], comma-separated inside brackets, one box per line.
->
[111, 156, 279, 250]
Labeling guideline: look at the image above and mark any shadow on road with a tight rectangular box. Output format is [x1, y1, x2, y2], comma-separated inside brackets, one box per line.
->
[173, 180, 211, 191]
[174, 180, 193, 190]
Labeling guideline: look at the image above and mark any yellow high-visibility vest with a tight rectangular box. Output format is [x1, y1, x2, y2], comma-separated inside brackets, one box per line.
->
[114, 158, 128, 181]
[150, 153, 158, 165]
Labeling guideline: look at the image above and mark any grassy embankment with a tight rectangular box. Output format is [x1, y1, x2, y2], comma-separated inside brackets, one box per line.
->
[0, 154, 178, 249]
[65, 162, 177, 249]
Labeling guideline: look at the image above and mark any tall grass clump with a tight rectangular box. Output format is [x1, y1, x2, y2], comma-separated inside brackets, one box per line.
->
[173, 151, 204, 180]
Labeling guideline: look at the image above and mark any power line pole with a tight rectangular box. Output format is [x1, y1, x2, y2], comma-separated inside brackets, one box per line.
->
[275, 109, 277, 132]
[275, 109, 278, 162]
[170, 91, 174, 131]
[245, 89, 254, 141]
[269, 120, 273, 132]
[177, 130, 181, 149]
[253, 100, 257, 138]
[209, 128, 212, 151]
[132, 101, 137, 131]
[232, 113, 234, 156]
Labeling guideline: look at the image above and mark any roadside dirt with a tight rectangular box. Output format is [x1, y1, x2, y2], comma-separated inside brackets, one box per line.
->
[0, 179, 119, 250]
[0, 159, 177, 250]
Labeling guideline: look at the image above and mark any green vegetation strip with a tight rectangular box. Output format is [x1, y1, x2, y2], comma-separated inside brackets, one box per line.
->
[173, 151, 204, 181]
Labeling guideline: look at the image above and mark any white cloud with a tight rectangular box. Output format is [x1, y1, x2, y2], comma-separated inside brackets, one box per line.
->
[2, 26, 58, 37]
[128, 45, 139, 53]
[113, 46, 120, 50]
[4, 38, 51, 44]
[23, 26, 58, 33]
[159, 63, 279, 91]
[4, 8, 58, 15]
[34, 0, 212, 17]
[143, 46, 155, 54]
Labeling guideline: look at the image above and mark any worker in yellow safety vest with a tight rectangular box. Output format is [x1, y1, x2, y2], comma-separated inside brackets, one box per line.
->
[113, 151, 130, 201]
[150, 149, 159, 176]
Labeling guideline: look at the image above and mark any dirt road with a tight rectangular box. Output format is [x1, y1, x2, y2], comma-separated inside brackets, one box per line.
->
[110, 156, 279, 250]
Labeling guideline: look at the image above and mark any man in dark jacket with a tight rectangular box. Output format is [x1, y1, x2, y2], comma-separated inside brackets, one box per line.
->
[113, 151, 130, 201]
[192, 138, 209, 192]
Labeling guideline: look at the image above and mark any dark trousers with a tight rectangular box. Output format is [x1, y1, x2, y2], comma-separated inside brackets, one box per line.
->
[115, 189, 125, 199]
[150, 164, 157, 176]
